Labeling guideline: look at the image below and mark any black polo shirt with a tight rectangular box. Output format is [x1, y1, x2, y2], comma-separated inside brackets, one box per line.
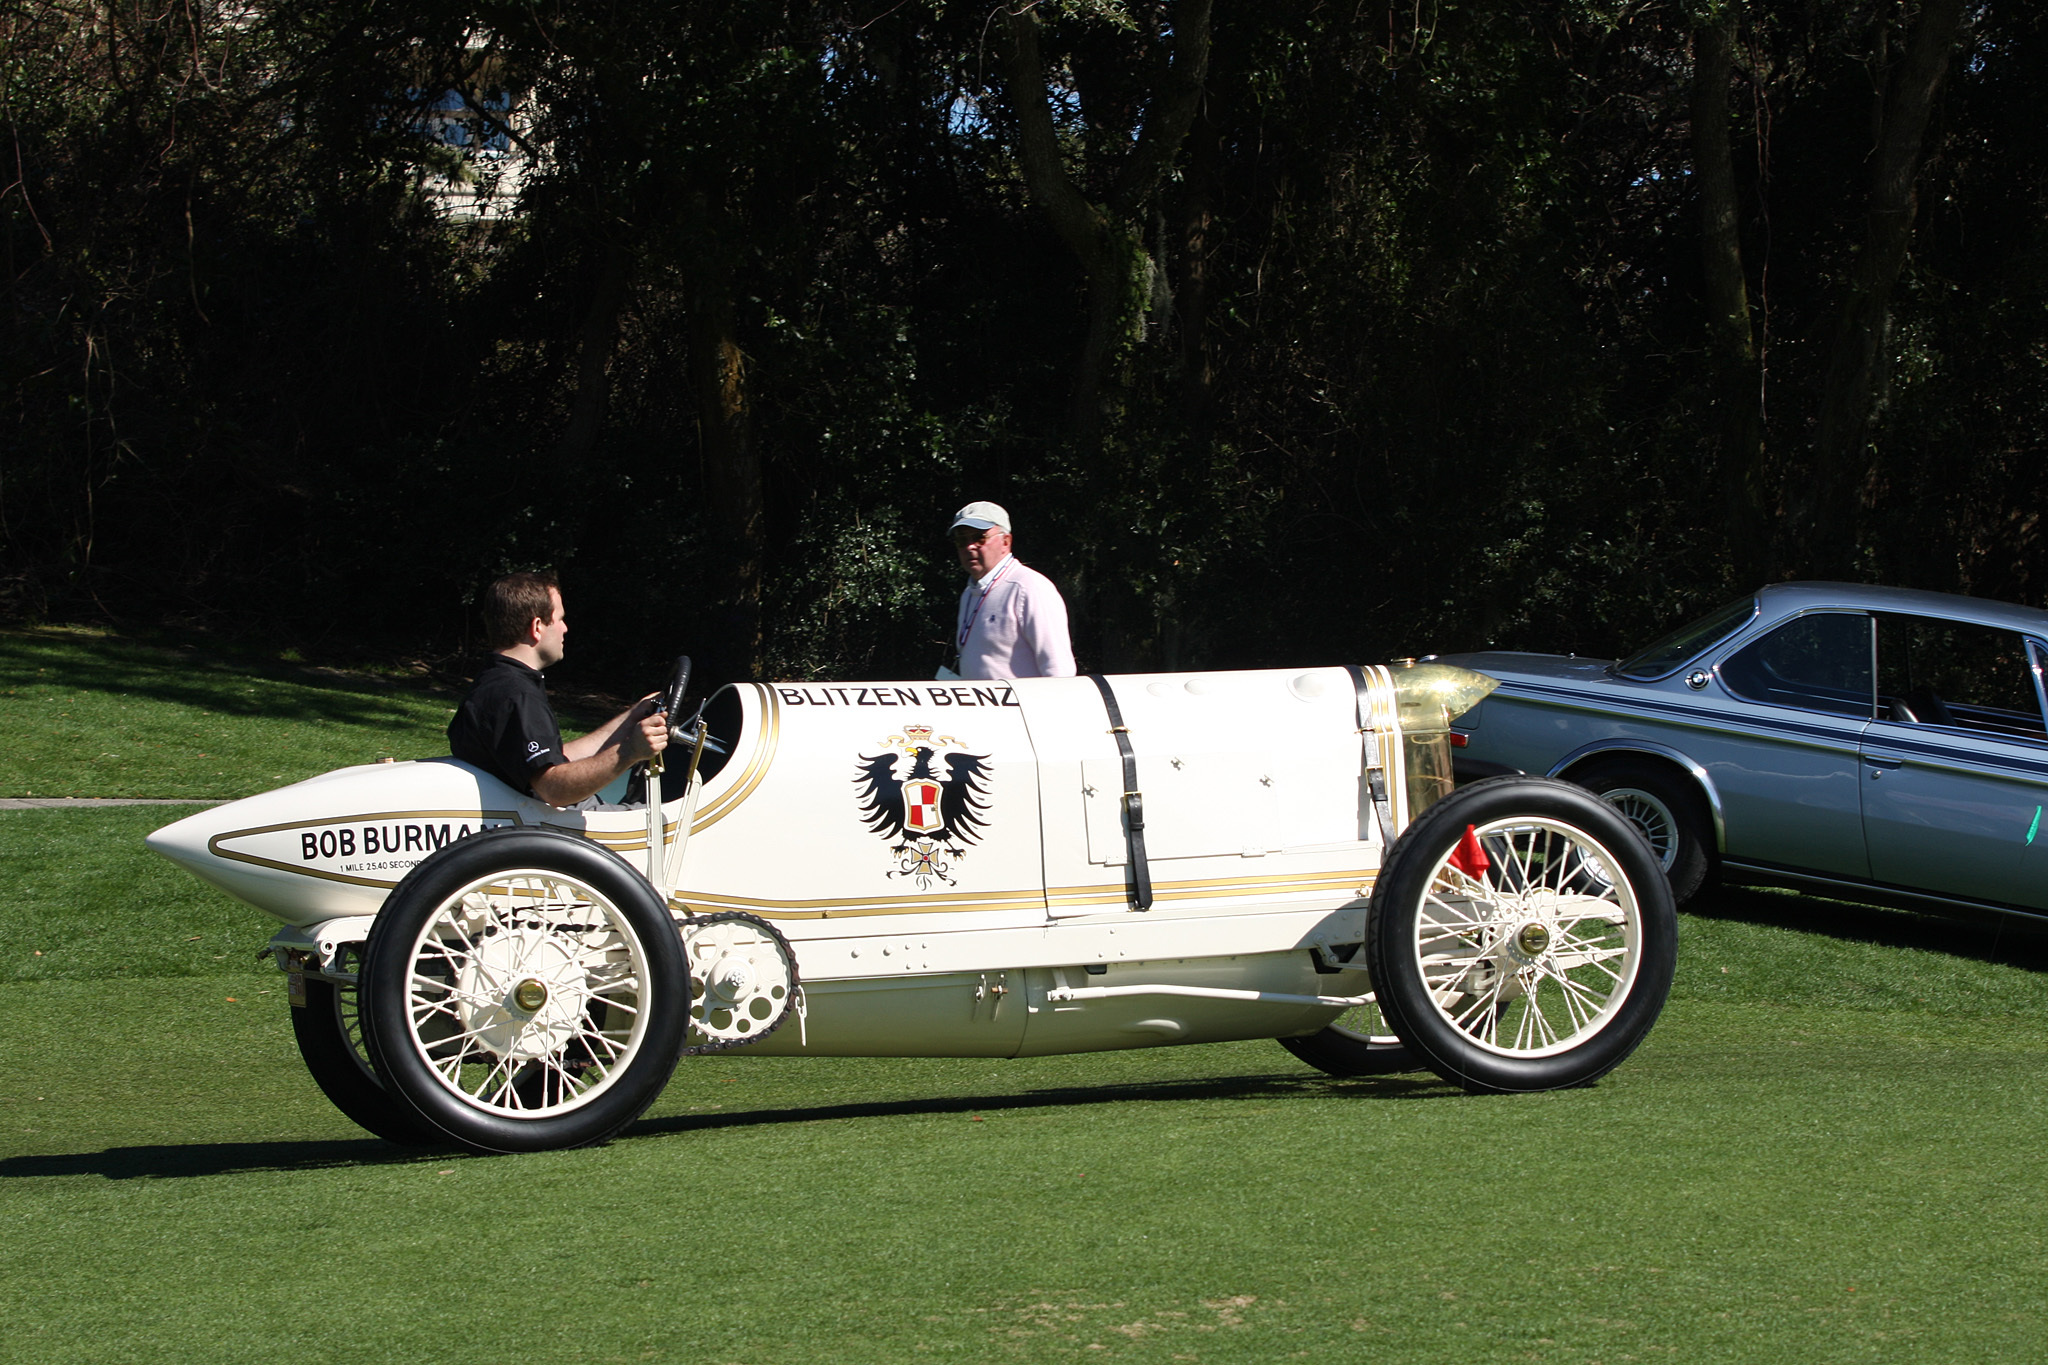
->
[447, 654, 567, 795]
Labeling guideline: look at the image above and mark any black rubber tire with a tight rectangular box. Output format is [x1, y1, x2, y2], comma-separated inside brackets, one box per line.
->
[361, 826, 689, 1154]
[1277, 1022, 1417, 1077]
[290, 977, 449, 1145]
[1276, 945, 1417, 1075]
[1366, 775, 1676, 1095]
[1574, 757, 1714, 906]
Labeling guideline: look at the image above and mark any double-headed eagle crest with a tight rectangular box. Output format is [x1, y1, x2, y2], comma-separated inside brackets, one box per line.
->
[853, 725, 992, 888]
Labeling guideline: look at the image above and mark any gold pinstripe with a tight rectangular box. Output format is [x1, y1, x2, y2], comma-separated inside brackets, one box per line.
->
[207, 809, 518, 887]
[670, 865, 1376, 920]
[689, 684, 781, 834]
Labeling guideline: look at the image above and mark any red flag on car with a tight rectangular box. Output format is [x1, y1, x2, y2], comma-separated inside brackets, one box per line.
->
[1447, 824, 1491, 880]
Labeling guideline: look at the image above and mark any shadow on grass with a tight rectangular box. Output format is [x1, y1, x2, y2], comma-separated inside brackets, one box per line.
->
[0, 1135, 450, 1180]
[0, 1070, 1459, 1180]
[0, 629, 448, 731]
[1, 627, 629, 735]
[635, 1067, 1460, 1143]
[1689, 883, 2048, 972]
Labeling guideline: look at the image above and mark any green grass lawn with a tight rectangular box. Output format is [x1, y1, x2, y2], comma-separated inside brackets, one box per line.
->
[4, 633, 2046, 1361]
[0, 626, 463, 798]
[4, 807, 2046, 1363]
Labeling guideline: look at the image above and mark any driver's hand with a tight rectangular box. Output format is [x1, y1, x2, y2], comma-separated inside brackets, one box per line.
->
[636, 707, 671, 757]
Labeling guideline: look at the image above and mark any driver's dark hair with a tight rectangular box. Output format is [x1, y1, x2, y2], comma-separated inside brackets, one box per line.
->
[481, 571, 560, 649]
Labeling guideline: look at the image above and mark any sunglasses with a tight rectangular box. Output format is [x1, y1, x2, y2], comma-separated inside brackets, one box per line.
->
[951, 526, 1001, 548]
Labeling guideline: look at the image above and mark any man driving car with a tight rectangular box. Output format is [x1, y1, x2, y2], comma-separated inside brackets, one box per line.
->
[447, 571, 669, 806]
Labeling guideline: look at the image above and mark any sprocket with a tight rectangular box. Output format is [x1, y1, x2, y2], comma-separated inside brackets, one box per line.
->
[676, 911, 801, 1055]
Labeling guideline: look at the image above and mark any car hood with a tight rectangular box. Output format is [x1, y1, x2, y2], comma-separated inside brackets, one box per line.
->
[1433, 651, 1619, 686]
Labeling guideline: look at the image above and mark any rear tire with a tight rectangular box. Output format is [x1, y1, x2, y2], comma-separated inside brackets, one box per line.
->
[290, 976, 446, 1146]
[1277, 995, 1417, 1076]
[1366, 776, 1676, 1094]
[1278, 944, 1416, 1075]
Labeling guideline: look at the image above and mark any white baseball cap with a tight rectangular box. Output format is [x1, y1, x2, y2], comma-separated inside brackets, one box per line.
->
[949, 500, 1012, 534]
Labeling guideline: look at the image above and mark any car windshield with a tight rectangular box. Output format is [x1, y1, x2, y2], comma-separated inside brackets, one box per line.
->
[1613, 594, 1759, 680]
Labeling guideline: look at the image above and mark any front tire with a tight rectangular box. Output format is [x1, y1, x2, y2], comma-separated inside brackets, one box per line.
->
[1366, 776, 1675, 1094]
[361, 827, 689, 1153]
[1574, 758, 1713, 905]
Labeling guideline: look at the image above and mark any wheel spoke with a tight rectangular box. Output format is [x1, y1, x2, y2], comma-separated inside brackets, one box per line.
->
[410, 971, 494, 1008]
[1529, 994, 1563, 1047]
[1536, 963, 1602, 1032]
[1450, 966, 1508, 1044]
[1507, 833, 1537, 892]
[537, 1053, 592, 1099]
[384, 866, 667, 1122]
[571, 1016, 629, 1055]
[1548, 940, 1627, 982]
[433, 1037, 489, 1087]
[1403, 811, 1648, 1061]
[1510, 993, 1550, 1051]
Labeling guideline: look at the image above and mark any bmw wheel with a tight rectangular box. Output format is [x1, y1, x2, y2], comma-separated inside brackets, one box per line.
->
[1576, 758, 1714, 905]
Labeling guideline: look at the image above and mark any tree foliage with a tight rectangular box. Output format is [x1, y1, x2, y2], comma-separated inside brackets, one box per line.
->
[5, 1, 2044, 682]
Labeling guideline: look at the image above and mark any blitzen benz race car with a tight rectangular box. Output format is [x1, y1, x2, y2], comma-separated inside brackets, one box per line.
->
[147, 661, 1676, 1154]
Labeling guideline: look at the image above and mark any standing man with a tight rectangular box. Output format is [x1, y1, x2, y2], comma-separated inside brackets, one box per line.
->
[448, 571, 669, 806]
[947, 501, 1076, 680]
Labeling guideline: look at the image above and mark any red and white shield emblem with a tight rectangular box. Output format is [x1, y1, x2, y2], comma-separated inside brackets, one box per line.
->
[904, 779, 942, 833]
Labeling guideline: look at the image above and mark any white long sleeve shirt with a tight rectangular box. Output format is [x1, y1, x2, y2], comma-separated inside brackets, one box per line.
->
[956, 554, 1076, 680]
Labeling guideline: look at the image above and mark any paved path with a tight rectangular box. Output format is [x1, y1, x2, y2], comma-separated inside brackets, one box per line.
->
[0, 798, 224, 808]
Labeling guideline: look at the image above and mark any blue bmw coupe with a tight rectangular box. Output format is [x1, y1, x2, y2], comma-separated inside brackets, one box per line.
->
[1440, 582, 2048, 916]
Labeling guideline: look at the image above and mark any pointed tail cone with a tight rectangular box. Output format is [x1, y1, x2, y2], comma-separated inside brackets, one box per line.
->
[1447, 823, 1491, 881]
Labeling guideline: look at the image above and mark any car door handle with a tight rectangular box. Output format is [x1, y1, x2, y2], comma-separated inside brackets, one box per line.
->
[1865, 752, 1905, 776]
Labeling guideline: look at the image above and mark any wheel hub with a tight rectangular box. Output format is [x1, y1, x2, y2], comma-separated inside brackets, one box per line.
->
[456, 926, 591, 1060]
[680, 913, 799, 1050]
[703, 954, 757, 1007]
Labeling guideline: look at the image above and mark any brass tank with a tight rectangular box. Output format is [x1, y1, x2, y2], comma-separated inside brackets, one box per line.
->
[1388, 660, 1499, 819]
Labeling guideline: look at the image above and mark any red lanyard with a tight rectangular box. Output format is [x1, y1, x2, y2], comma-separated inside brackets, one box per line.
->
[957, 557, 1017, 651]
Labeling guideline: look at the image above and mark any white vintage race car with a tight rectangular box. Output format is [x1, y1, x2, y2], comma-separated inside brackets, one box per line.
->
[148, 661, 1675, 1153]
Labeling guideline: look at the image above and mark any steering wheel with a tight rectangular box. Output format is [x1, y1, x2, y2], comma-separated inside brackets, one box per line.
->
[656, 655, 728, 759]
[660, 656, 692, 719]
[1901, 685, 1954, 727]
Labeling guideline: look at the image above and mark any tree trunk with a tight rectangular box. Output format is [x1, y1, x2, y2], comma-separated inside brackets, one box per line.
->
[1802, 0, 1965, 576]
[553, 244, 630, 466]
[687, 234, 763, 684]
[1690, 7, 1768, 576]
[995, 0, 1212, 451]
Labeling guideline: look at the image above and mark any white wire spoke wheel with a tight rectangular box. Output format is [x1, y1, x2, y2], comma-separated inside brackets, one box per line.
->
[1414, 818, 1639, 1057]
[362, 828, 688, 1153]
[680, 912, 799, 1050]
[1366, 776, 1675, 1094]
